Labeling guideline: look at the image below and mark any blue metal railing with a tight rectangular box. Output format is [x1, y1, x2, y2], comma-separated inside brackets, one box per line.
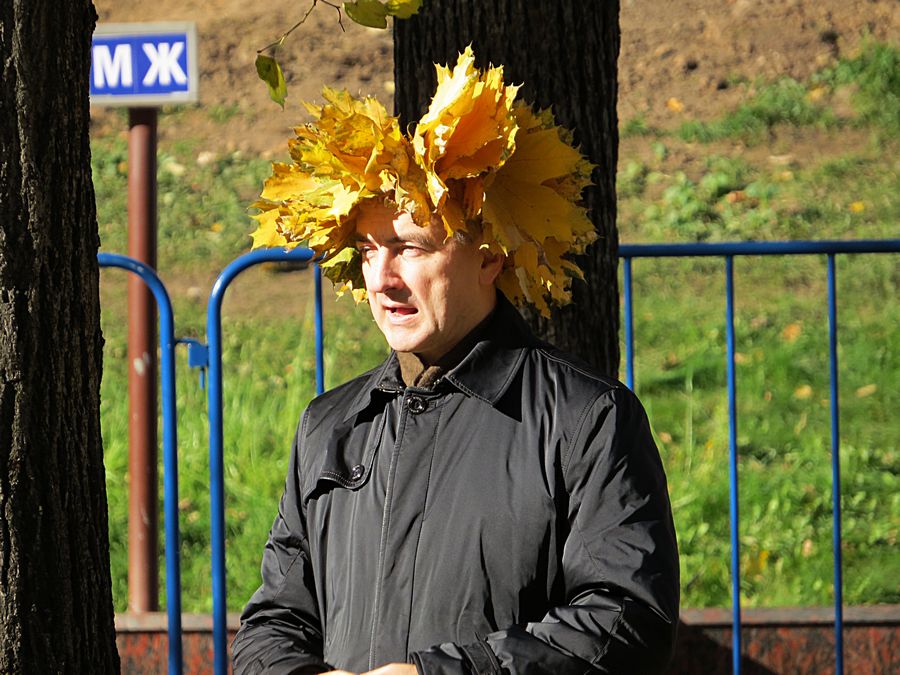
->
[618, 238, 900, 675]
[97, 253, 183, 674]
[100, 239, 897, 674]
[206, 248, 324, 675]
[99, 248, 324, 674]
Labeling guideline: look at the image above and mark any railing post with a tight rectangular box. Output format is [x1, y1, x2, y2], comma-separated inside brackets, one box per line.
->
[725, 255, 742, 674]
[98, 253, 183, 674]
[207, 278, 228, 675]
[206, 248, 317, 675]
[314, 263, 325, 396]
[623, 256, 635, 390]
[827, 254, 844, 675]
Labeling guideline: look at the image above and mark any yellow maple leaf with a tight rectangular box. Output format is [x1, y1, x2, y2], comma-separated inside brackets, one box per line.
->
[249, 208, 288, 249]
[321, 247, 367, 303]
[327, 184, 361, 220]
[483, 176, 586, 245]
[414, 46, 519, 214]
[460, 176, 485, 219]
[471, 102, 594, 313]
[259, 163, 319, 201]
[391, 160, 434, 226]
[419, 48, 480, 129]
[495, 265, 525, 307]
[496, 126, 584, 185]
[436, 79, 518, 177]
[294, 88, 406, 195]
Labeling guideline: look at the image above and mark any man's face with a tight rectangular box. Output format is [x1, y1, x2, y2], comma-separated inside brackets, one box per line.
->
[355, 203, 496, 363]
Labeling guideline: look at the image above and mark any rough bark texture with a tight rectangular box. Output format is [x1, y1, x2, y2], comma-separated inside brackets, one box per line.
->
[0, 1, 120, 672]
[394, 0, 621, 376]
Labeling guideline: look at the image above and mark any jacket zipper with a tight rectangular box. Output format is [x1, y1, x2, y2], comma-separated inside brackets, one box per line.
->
[368, 394, 408, 669]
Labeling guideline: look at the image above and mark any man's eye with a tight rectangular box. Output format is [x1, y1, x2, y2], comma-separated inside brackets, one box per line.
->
[400, 245, 422, 257]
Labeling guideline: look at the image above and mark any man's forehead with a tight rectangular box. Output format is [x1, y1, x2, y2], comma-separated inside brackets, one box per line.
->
[353, 204, 446, 246]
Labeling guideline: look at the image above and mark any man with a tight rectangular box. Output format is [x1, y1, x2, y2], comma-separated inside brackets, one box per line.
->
[234, 48, 679, 674]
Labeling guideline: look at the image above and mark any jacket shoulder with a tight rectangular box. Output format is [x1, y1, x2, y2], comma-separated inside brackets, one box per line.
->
[530, 344, 627, 398]
[303, 361, 385, 424]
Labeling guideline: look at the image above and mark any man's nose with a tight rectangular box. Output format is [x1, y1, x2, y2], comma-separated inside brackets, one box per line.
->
[365, 251, 402, 293]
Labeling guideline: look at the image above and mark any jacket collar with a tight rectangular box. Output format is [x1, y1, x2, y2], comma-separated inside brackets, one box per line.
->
[341, 293, 538, 421]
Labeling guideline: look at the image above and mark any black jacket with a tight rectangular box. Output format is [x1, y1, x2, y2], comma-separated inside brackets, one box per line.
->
[233, 297, 680, 674]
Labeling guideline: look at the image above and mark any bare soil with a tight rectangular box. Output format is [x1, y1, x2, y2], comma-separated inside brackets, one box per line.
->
[90, 0, 899, 156]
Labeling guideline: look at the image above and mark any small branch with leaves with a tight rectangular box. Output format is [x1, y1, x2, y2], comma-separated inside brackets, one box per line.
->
[255, 0, 423, 108]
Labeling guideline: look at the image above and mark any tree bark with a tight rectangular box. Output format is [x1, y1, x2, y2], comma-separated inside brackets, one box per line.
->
[394, 0, 621, 376]
[0, 1, 120, 671]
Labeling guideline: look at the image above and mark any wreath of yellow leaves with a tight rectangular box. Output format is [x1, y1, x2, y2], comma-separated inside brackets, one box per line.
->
[250, 46, 596, 315]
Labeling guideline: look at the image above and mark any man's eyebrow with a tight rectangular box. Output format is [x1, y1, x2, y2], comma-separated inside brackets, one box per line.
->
[397, 231, 438, 247]
[351, 232, 438, 247]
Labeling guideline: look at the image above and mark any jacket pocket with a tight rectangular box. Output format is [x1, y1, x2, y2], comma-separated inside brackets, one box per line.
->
[301, 412, 386, 503]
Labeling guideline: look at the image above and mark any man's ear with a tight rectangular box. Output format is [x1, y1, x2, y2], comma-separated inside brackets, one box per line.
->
[479, 248, 505, 286]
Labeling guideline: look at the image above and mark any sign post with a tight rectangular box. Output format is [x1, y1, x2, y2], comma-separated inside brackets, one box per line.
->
[91, 22, 198, 616]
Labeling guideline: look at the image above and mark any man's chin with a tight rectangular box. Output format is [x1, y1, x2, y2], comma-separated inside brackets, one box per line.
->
[387, 338, 424, 354]
[381, 325, 423, 355]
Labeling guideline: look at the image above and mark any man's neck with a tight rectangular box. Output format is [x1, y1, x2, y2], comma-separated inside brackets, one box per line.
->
[397, 304, 497, 388]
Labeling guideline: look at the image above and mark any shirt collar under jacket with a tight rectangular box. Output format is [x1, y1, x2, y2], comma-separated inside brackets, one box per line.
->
[341, 293, 540, 421]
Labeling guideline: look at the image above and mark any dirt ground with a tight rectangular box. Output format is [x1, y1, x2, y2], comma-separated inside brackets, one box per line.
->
[90, 0, 899, 156]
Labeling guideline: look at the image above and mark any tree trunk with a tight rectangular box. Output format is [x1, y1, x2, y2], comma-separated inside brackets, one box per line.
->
[0, 1, 120, 672]
[394, 0, 621, 376]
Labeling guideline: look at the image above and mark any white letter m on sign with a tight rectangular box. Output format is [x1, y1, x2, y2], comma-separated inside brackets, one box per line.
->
[93, 44, 133, 88]
[142, 42, 187, 86]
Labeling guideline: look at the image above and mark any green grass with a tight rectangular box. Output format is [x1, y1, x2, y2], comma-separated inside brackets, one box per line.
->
[815, 40, 900, 135]
[621, 114, 662, 139]
[678, 77, 837, 143]
[96, 41, 899, 613]
[618, 149, 898, 243]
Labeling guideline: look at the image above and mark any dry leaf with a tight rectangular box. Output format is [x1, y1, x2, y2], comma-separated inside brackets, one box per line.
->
[781, 322, 803, 342]
[794, 384, 813, 400]
[855, 384, 877, 398]
[666, 97, 685, 113]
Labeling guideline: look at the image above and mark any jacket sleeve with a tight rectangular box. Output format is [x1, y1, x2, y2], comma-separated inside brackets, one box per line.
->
[411, 387, 680, 674]
[232, 411, 331, 675]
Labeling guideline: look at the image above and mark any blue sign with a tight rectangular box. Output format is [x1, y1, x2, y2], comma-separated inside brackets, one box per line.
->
[91, 22, 198, 106]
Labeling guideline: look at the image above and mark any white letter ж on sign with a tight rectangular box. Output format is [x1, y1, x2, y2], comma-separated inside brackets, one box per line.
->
[90, 22, 198, 107]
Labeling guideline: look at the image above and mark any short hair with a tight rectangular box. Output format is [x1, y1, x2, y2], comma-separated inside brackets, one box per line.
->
[451, 217, 484, 246]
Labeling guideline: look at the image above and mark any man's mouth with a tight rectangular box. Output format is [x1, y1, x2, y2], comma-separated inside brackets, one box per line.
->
[385, 304, 417, 317]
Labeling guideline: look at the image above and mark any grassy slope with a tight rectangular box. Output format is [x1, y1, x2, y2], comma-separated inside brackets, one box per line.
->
[95, 43, 898, 612]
